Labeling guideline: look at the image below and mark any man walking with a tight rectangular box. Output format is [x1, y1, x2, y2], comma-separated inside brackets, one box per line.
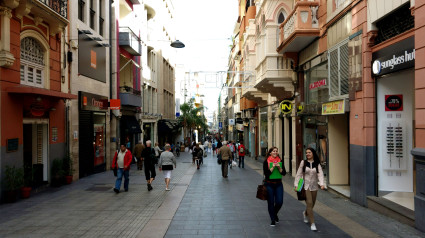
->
[112, 144, 133, 193]
[133, 140, 144, 170]
[238, 141, 246, 168]
[142, 140, 156, 191]
[219, 141, 232, 178]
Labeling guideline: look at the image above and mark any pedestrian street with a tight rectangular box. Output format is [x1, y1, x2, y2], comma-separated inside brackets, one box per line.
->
[0, 151, 423, 238]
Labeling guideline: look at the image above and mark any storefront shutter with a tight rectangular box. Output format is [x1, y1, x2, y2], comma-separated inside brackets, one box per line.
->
[37, 124, 43, 164]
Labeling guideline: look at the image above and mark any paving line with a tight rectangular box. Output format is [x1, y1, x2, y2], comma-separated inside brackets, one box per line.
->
[245, 158, 381, 238]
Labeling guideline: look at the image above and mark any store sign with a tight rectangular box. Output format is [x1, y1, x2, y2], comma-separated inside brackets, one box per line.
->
[279, 100, 293, 114]
[385, 95, 403, 111]
[219, 122, 222, 129]
[79, 91, 108, 111]
[309, 79, 326, 90]
[322, 100, 345, 115]
[6, 138, 18, 152]
[236, 124, 244, 131]
[110, 99, 121, 110]
[372, 37, 414, 76]
[229, 119, 235, 125]
[296, 103, 305, 114]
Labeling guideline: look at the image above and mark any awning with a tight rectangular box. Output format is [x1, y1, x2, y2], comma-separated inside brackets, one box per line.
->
[121, 115, 142, 134]
[158, 119, 181, 133]
[7, 86, 78, 99]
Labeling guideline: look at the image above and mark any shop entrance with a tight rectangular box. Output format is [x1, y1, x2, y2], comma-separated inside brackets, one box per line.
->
[23, 121, 48, 185]
[303, 116, 328, 180]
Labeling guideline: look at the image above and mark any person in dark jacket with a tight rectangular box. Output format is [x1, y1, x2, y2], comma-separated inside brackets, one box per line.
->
[263, 147, 286, 226]
[192, 143, 202, 169]
[112, 144, 133, 193]
[141, 140, 156, 191]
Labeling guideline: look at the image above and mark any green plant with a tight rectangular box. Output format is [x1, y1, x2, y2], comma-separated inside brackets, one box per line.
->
[3, 166, 24, 191]
[62, 153, 74, 176]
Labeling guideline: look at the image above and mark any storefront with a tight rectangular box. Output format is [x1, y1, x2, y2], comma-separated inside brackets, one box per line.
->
[78, 92, 108, 178]
[259, 107, 268, 157]
[301, 55, 350, 194]
[372, 36, 415, 210]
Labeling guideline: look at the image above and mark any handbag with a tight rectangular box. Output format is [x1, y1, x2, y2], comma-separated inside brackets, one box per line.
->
[256, 183, 268, 200]
[296, 174, 306, 201]
[162, 165, 173, 170]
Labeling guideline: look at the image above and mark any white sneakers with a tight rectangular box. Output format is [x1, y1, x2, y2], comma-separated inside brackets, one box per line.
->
[311, 223, 317, 231]
[303, 211, 308, 223]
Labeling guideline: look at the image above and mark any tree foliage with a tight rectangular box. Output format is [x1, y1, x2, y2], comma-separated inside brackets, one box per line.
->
[178, 98, 208, 143]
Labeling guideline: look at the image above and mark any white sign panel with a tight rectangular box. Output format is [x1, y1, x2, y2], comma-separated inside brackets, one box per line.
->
[229, 119, 235, 125]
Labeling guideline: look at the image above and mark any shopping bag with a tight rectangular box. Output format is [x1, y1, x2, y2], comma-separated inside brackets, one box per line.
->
[232, 160, 238, 167]
[256, 184, 268, 200]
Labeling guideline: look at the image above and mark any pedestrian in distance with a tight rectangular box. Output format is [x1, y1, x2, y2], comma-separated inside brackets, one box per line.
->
[227, 140, 236, 169]
[208, 140, 212, 154]
[142, 140, 157, 191]
[238, 141, 246, 168]
[158, 144, 176, 191]
[112, 144, 133, 193]
[294, 147, 325, 231]
[218, 141, 232, 178]
[154, 142, 163, 164]
[199, 142, 205, 165]
[263, 147, 286, 226]
[133, 140, 145, 170]
[192, 143, 203, 169]
[212, 141, 216, 155]
[216, 139, 222, 155]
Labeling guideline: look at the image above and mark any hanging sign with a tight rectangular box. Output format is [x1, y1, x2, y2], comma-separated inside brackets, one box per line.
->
[236, 124, 244, 131]
[322, 100, 345, 115]
[229, 119, 235, 125]
[385, 95, 403, 111]
[110, 99, 121, 110]
[279, 100, 293, 114]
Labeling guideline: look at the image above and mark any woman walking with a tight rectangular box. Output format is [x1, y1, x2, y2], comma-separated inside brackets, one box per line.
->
[263, 147, 286, 226]
[154, 142, 163, 164]
[158, 144, 176, 191]
[294, 147, 325, 231]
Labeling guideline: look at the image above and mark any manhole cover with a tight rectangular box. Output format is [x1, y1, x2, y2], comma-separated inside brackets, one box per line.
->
[86, 186, 112, 192]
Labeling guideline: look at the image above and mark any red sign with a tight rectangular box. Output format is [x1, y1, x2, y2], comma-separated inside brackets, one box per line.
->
[110, 99, 121, 110]
[385, 95, 403, 111]
[309, 79, 326, 90]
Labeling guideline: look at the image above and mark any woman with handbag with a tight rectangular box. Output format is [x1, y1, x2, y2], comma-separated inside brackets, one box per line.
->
[158, 144, 176, 191]
[263, 147, 286, 227]
[294, 147, 325, 231]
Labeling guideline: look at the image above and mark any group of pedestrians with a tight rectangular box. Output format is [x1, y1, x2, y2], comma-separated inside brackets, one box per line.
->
[111, 140, 177, 193]
[261, 146, 325, 232]
[216, 140, 247, 177]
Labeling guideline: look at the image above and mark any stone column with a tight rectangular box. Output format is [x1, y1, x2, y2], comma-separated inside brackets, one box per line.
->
[0, 6, 15, 67]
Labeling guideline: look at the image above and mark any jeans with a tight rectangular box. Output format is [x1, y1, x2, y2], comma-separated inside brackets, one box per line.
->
[115, 168, 129, 191]
[238, 156, 245, 168]
[265, 182, 284, 222]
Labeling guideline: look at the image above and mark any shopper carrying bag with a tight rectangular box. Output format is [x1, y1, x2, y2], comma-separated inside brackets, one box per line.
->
[294, 147, 325, 232]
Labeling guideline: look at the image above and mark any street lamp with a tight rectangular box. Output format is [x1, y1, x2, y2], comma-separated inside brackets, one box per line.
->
[170, 40, 185, 48]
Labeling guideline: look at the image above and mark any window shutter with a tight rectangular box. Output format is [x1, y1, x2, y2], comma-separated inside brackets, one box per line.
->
[28, 67, 34, 83]
[329, 49, 339, 97]
[340, 43, 349, 95]
[37, 125, 43, 164]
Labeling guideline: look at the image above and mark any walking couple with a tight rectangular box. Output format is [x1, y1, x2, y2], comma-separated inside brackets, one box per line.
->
[112, 140, 176, 193]
[263, 147, 324, 232]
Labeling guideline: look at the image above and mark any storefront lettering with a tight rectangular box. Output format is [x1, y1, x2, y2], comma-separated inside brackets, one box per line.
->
[372, 49, 415, 76]
[92, 98, 104, 108]
[309, 79, 326, 90]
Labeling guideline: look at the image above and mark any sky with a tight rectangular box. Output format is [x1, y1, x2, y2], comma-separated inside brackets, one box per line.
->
[172, 0, 238, 121]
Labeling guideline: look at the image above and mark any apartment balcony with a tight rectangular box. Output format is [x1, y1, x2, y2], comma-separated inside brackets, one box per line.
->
[254, 56, 295, 100]
[9, 0, 69, 35]
[241, 75, 268, 106]
[119, 86, 142, 107]
[119, 27, 141, 56]
[277, 1, 320, 54]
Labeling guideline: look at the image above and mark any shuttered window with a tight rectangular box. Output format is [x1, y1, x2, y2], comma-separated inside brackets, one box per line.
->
[328, 38, 349, 99]
[20, 37, 44, 88]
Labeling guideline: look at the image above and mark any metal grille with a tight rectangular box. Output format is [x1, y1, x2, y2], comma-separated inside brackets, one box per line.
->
[37, 125, 43, 164]
[329, 50, 339, 97]
[38, 0, 68, 19]
[375, 3, 413, 45]
[340, 43, 349, 95]
[21, 37, 44, 65]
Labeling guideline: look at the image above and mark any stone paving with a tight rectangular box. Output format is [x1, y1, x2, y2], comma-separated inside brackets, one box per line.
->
[0, 153, 193, 238]
[0, 151, 424, 238]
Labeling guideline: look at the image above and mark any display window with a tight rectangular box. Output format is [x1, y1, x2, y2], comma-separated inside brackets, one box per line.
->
[260, 107, 268, 156]
[93, 113, 106, 166]
[306, 63, 329, 104]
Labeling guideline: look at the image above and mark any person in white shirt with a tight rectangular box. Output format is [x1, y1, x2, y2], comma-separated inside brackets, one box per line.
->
[294, 147, 325, 231]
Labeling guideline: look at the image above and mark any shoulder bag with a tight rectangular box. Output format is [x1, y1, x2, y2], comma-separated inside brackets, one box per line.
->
[256, 172, 268, 201]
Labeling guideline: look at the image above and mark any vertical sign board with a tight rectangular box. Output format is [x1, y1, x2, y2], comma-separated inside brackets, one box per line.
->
[78, 32, 106, 82]
[219, 122, 222, 129]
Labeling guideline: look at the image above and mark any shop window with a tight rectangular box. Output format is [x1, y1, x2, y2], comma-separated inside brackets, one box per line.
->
[306, 62, 329, 104]
[20, 37, 45, 88]
[328, 39, 349, 99]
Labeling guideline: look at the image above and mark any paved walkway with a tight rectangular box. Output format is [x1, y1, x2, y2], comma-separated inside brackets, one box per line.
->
[0, 151, 424, 238]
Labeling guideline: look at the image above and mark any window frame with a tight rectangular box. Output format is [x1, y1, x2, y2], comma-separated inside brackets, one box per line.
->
[78, 0, 85, 22]
[327, 38, 349, 100]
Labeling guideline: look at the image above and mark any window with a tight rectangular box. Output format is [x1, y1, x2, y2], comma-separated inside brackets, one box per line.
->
[306, 62, 329, 104]
[328, 39, 349, 98]
[278, 12, 285, 24]
[99, 0, 104, 36]
[20, 37, 45, 88]
[78, 0, 85, 21]
[90, 0, 95, 29]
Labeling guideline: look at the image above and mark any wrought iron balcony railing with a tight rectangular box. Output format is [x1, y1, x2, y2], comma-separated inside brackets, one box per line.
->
[38, 0, 68, 19]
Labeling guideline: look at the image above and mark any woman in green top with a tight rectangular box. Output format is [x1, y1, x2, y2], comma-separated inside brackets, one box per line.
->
[263, 147, 286, 226]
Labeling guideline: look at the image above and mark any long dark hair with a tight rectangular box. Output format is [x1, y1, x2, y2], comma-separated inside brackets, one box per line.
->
[266, 147, 280, 159]
[303, 147, 320, 173]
